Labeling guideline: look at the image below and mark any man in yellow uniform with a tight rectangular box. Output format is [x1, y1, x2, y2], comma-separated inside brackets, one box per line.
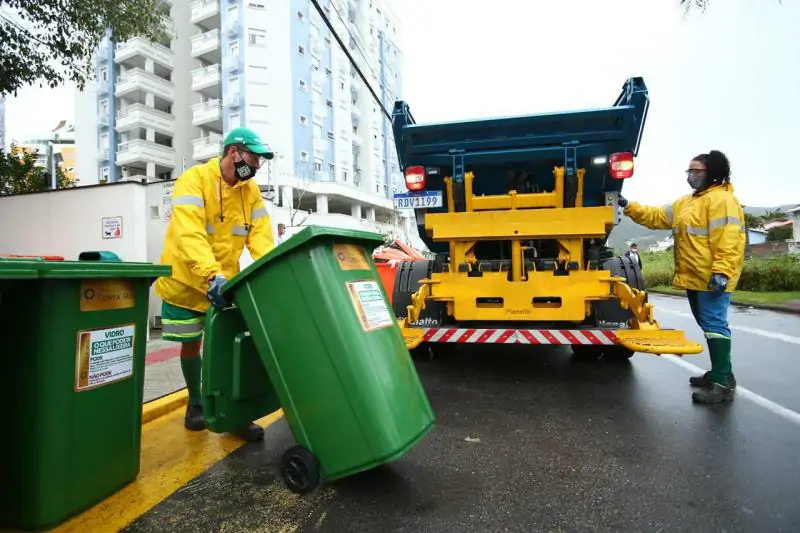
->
[155, 127, 275, 440]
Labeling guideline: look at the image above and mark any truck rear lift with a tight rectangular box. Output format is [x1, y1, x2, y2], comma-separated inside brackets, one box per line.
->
[390, 77, 703, 358]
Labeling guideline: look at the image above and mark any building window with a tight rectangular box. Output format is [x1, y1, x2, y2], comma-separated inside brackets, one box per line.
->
[98, 99, 109, 117]
[327, 131, 335, 141]
[229, 42, 240, 57]
[298, 45, 305, 55]
[297, 10, 304, 20]
[325, 68, 332, 77]
[229, 112, 241, 129]
[248, 1, 265, 8]
[99, 67, 108, 83]
[314, 158, 323, 173]
[298, 79, 307, 91]
[339, 78, 345, 90]
[342, 170, 348, 182]
[248, 29, 267, 46]
[328, 163, 335, 179]
[101, 166, 110, 182]
[300, 151, 309, 162]
[326, 99, 333, 108]
[299, 115, 308, 126]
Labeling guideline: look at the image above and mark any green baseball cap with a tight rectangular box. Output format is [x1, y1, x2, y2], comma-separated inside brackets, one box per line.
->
[223, 127, 274, 159]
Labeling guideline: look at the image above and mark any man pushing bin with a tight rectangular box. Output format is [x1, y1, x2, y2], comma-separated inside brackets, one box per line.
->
[154, 127, 276, 441]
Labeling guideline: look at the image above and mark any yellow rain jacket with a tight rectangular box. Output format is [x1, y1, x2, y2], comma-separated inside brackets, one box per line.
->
[623, 183, 746, 292]
[154, 157, 275, 312]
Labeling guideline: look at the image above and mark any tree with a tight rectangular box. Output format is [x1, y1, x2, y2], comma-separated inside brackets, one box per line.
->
[0, 143, 76, 195]
[0, 0, 170, 97]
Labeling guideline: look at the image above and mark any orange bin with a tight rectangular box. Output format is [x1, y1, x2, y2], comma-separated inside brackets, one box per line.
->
[375, 262, 399, 307]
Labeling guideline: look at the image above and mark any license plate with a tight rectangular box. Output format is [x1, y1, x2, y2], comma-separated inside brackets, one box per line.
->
[393, 191, 443, 209]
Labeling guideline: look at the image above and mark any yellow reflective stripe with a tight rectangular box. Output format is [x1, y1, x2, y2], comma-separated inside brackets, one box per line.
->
[206, 224, 215, 235]
[251, 207, 268, 220]
[704, 332, 730, 340]
[163, 330, 204, 340]
[709, 216, 742, 230]
[173, 195, 205, 208]
[162, 319, 204, 335]
[686, 225, 709, 236]
[232, 225, 249, 236]
[664, 205, 674, 224]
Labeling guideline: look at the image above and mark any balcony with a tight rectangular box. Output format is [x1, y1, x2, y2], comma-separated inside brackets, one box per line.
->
[191, 29, 220, 63]
[192, 99, 222, 129]
[116, 139, 176, 168]
[115, 37, 174, 73]
[193, 134, 223, 162]
[115, 68, 174, 102]
[190, 0, 220, 29]
[191, 64, 221, 97]
[116, 104, 175, 136]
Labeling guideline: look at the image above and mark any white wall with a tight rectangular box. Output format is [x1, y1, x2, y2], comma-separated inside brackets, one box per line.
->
[0, 182, 148, 260]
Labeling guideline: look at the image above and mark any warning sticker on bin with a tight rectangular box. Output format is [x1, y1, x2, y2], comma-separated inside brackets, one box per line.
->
[346, 280, 394, 332]
[334, 244, 370, 271]
[76, 324, 135, 391]
[80, 279, 135, 312]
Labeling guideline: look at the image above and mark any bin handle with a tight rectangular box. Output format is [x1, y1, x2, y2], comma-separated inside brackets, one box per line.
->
[78, 251, 122, 262]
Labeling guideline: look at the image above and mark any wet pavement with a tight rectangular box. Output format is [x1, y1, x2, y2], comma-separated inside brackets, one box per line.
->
[125, 295, 800, 533]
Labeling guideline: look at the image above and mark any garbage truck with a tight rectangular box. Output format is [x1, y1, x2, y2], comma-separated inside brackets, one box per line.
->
[388, 77, 704, 359]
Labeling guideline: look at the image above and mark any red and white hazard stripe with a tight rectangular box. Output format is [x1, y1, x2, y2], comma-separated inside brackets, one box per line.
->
[421, 328, 619, 345]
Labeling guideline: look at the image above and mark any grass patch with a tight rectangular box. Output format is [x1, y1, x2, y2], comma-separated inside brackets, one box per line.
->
[650, 286, 800, 306]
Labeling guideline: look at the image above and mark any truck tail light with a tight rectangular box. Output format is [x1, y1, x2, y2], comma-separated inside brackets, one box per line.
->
[609, 152, 634, 179]
[404, 165, 426, 191]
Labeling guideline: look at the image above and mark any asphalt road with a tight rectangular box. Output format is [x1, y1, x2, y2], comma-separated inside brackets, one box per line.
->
[126, 294, 800, 533]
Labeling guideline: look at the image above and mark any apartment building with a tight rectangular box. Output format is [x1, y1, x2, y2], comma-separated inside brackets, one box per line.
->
[74, 0, 417, 244]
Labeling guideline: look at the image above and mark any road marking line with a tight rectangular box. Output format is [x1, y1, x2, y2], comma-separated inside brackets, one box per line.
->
[663, 355, 800, 426]
[657, 308, 800, 345]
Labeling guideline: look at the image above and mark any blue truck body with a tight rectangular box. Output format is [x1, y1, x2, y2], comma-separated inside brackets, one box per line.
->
[391, 77, 650, 255]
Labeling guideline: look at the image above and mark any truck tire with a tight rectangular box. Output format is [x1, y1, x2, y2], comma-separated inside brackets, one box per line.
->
[574, 255, 642, 361]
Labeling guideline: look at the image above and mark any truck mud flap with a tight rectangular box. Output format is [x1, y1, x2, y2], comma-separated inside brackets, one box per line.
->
[591, 255, 644, 329]
[392, 259, 447, 328]
[614, 329, 704, 356]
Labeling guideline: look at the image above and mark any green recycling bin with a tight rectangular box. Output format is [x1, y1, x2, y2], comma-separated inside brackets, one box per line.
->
[0, 256, 171, 531]
[203, 226, 435, 493]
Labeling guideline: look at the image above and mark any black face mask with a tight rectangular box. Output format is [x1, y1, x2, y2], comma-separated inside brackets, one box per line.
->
[233, 156, 257, 181]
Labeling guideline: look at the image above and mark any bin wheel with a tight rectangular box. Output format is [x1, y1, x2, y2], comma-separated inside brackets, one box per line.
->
[280, 445, 320, 494]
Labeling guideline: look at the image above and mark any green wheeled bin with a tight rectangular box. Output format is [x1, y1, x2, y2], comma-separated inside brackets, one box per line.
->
[0, 255, 171, 531]
[203, 226, 436, 494]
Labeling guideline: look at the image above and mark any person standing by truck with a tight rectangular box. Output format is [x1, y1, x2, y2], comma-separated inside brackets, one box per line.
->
[618, 150, 745, 404]
[155, 127, 276, 439]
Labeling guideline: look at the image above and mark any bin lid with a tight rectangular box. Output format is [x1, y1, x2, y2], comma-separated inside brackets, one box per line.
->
[224, 225, 385, 295]
[0, 258, 171, 279]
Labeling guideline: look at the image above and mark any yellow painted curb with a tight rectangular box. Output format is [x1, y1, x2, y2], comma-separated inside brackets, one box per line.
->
[141, 389, 188, 425]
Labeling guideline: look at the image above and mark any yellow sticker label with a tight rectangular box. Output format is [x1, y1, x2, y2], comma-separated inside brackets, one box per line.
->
[80, 279, 136, 312]
[346, 280, 395, 332]
[334, 244, 370, 271]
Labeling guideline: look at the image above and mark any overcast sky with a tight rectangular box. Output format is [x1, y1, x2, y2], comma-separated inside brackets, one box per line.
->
[6, 0, 798, 207]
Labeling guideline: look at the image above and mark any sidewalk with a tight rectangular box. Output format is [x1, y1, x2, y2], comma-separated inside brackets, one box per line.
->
[144, 330, 184, 403]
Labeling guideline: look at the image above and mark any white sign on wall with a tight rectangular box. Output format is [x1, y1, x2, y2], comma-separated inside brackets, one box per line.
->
[102, 216, 123, 239]
[163, 183, 174, 222]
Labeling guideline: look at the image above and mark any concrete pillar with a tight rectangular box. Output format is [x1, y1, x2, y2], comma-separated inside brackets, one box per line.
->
[146, 162, 156, 177]
[146, 128, 155, 142]
[145, 58, 155, 74]
[282, 185, 294, 210]
[351, 203, 362, 219]
[366, 206, 376, 221]
[146, 93, 155, 108]
[316, 194, 329, 215]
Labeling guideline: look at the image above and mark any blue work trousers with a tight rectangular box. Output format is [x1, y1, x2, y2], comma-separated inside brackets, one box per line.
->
[686, 289, 732, 339]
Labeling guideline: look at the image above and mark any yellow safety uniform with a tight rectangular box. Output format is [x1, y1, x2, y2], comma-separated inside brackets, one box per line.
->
[155, 157, 275, 312]
[623, 183, 746, 292]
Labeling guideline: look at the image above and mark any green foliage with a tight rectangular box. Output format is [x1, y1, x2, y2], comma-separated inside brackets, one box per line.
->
[0, 0, 171, 96]
[641, 251, 800, 292]
[0, 143, 76, 195]
[768, 225, 793, 242]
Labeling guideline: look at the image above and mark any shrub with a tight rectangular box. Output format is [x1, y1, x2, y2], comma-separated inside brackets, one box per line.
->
[640, 252, 800, 292]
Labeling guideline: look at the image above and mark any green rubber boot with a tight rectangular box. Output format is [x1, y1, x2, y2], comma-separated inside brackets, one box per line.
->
[692, 337, 735, 404]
